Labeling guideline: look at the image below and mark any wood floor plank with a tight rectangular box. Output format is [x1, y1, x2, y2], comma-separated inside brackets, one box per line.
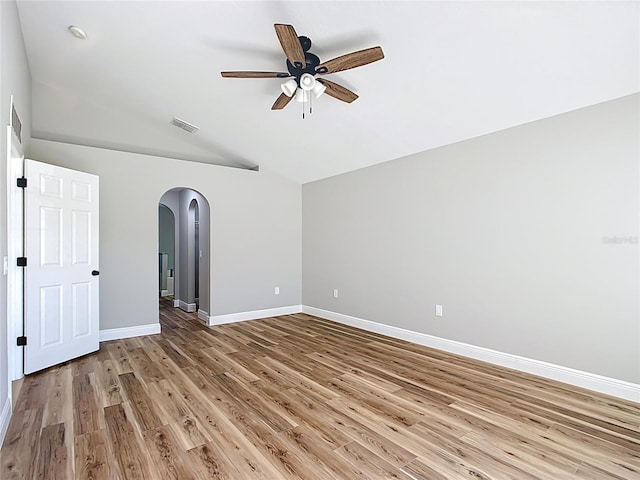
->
[104, 403, 157, 480]
[42, 365, 73, 428]
[1, 407, 44, 479]
[152, 367, 228, 442]
[72, 373, 100, 436]
[259, 384, 352, 450]
[460, 430, 581, 479]
[202, 346, 261, 384]
[328, 395, 466, 465]
[127, 347, 166, 383]
[211, 373, 297, 433]
[230, 323, 278, 347]
[251, 358, 303, 390]
[104, 341, 134, 375]
[13, 371, 51, 413]
[2, 300, 638, 479]
[118, 372, 164, 432]
[34, 423, 69, 480]
[143, 425, 195, 480]
[542, 424, 640, 478]
[279, 425, 362, 479]
[438, 400, 614, 477]
[176, 371, 286, 479]
[186, 442, 241, 480]
[326, 374, 422, 427]
[145, 379, 209, 449]
[409, 420, 542, 480]
[400, 458, 450, 480]
[75, 429, 121, 480]
[334, 440, 415, 479]
[156, 338, 194, 368]
[256, 356, 340, 403]
[93, 359, 123, 408]
[256, 432, 333, 480]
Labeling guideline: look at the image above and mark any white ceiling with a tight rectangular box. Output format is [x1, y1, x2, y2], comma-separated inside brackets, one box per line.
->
[16, 1, 639, 184]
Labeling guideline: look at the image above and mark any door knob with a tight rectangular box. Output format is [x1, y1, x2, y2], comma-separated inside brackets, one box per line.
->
[91, 270, 100, 276]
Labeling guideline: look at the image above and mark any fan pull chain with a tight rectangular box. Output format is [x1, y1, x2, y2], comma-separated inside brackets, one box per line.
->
[301, 91, 314, 120]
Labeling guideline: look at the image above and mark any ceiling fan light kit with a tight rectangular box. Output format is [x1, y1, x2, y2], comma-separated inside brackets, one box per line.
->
[294, 88, 308, 103]
[221, 23, 384, 117]
[299, 73, 315, 91]
[281, 78, 298, 97]
[311, 81, 326, 98]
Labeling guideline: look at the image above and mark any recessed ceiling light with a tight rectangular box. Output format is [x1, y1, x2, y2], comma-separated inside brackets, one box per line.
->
[68, 25, 87, 40]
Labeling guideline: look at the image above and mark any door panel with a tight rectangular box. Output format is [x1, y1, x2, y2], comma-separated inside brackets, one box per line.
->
[72, 211, 91, 264]
[24, 159, 99, 374]
[40, 206, 63, 265]
[72, 282, 91, 337]
[40, 285, 62, 346]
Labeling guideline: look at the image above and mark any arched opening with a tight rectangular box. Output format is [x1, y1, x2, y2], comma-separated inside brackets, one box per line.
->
[159, 188, 211, 322]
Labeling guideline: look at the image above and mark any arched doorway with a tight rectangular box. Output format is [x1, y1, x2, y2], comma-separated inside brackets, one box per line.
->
[159, 188, 211, 322]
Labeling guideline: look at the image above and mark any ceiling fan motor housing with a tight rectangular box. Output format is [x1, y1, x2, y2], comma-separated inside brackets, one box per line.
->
[286, 36, 321, 86]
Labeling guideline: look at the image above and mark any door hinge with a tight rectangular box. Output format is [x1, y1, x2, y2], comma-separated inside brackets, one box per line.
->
[16, 177, 27, 188]
[17, 257, 27, 267]
[17, 336, 27, 346]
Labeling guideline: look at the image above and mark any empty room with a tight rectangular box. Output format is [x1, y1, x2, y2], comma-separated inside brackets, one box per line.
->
[1, 1, 638, 479]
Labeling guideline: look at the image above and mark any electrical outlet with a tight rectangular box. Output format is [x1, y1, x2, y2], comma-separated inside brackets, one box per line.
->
[274, 287, 280, 295]
[333, 289, 339, 298]
[435, 304, 443, 317]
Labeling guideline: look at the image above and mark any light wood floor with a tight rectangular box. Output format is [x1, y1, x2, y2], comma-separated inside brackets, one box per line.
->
[1, 299, 639, 479]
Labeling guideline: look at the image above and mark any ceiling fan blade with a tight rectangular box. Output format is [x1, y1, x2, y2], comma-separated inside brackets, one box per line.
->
[221, 71, 291, 78]
[316, 46, 384, 75]
[274, 24, 306, 67]
[317, 79, 359, 103]
[271, 93, 294, 110]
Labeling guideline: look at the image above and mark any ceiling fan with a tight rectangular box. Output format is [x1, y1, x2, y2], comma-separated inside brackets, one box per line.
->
[221, 24, 384, 111]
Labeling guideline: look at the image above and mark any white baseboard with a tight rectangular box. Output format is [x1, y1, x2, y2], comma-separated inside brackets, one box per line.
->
[178, 300, 197, 313]
[302, 306, 640, 403]
[0, 395, 11, 447]
[173, 299, 180, 308]
[197, 309, 209, 325]
[99, 323, 161, 342]
[160, 289, 169, 296]
[209, 305, 302, 326]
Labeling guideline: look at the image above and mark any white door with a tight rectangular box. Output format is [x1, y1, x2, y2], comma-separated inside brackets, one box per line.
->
[24, 159, 99, 374]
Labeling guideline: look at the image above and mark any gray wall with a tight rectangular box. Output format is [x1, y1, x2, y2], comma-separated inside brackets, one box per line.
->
[303, 94, 639, 384]
[28, 139, 302, 330]
[1, 0, 32, 425]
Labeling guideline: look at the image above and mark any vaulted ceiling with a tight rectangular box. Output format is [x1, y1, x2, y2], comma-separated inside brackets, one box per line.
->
[16, 1, 639, 184]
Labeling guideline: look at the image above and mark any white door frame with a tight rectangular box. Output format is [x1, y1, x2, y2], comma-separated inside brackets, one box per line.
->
[6, 125, 25, 388]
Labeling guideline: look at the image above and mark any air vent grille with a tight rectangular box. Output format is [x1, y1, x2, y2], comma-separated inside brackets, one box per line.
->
[170, 117, 199, 134]
[11, 102, 22, 142]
